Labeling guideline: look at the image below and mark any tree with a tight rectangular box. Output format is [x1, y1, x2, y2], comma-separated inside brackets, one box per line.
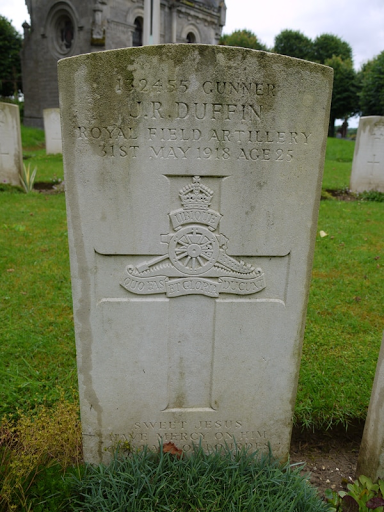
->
[273, 29, 313, 61]
[358, 51, 384, 116]
[324, 56, 359, 136]
[312, 33, 352, 64]
[0, 15, 22, 98]
[310, 34, 356, 137]
[219, 29, 268, 51]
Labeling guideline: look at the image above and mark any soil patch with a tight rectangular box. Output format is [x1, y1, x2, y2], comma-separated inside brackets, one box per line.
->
[325, 189, 357, 201]
[290, 421, 364, 498]
[33, 181, 56, 190]
[33, 181, 65, 194]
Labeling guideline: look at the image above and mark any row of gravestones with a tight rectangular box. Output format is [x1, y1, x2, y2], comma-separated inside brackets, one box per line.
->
[1, 46, 384, 481]
[0, 105, 62, 186]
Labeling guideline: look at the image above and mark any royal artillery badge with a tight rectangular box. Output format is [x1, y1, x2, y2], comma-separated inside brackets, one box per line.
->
[121, 176, 266, 298]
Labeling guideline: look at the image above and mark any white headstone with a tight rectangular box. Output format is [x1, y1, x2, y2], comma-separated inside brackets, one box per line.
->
[0, 102, 22, 186]
[357, 332, 384, 480]
[350, 116, 384, 193]
[58, 45, 333, 464]
[43, 108, 63, 154]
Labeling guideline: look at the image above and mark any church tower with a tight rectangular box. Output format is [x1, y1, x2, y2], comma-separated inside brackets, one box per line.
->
[21, 0, 226, 127]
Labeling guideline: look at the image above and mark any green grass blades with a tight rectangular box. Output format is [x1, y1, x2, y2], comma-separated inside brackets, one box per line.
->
[23, 149, 64, 184]
[68, 445, 330, 512]
[296, 200, 384, 428]
[21, 124, 64, 183]
[322, 137, 354, 190]
[21, 125, 45, 150]
[0, 193, 76, 417]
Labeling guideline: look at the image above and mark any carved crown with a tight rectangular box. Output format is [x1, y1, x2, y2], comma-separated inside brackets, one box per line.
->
[179, 176, 213, 210]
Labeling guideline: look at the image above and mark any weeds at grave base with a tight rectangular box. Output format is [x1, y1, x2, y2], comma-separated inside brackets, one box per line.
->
[325, 475, 384, 511]
[0, 182, 23, 193]
[355, 190, 384, 203]
[0, 394, 82, 511]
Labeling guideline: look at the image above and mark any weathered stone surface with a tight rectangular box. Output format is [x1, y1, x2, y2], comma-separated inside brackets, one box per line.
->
[350, 116, 384, 193]
[0, 102, 22, 186]
[43, 108, 62, 154]
[58, 45, 333, 464]
[357, 332, 384, 480]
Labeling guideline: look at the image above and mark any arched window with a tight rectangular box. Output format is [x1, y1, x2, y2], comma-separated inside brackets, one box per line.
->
[58, 16, 74, 50]
[46, 3, 78, 58]
[186, 32, 196, 43]
[133, 17, 143, 46]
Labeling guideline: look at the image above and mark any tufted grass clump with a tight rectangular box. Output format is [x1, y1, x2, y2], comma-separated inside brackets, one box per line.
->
[69, 444, 330, 512]
[0, 396, 82, 511]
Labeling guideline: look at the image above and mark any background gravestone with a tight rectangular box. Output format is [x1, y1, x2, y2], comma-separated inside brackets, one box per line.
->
[58, 45, 333, 464]
[350, 116, 384, 193]
[43, 108, 63, 154]
[0, 102, 22, 186]
[357, 332, 384, 480]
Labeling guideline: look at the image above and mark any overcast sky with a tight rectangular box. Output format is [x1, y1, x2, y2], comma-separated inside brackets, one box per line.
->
[1, 0, 383, 70]
[224, 0, 384, 70]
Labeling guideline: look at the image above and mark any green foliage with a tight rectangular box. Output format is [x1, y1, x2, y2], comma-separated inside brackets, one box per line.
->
[324, 56, 359, 136]
[359, 51, 384, 116]
[272, 31, 359, 135]
[69, 444, 329, 511]
[20, 163, 37, 193]
[273, 29, 313, 60]
[312, 33, 353, 64]
[0, 397, 82, 511]
[0, 15, 22, 97]
[219, 29, 268, 51]
[325, 475, 384, 511]
[310, 34, 356, 138]
[356, 191, 384, 202]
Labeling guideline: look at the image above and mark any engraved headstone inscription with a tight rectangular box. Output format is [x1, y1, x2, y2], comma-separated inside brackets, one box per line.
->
[0, 102, 22, 186]
[350, 116, 384, 193]
[357, 332, 384, 480]
[58, 45, 333, 464]
[43, 108, 63, 155]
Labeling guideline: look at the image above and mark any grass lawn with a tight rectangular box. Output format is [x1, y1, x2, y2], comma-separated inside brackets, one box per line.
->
[22, 125, 64, 183]
[322, 137, 355, 190]
[297, 199, 383, 427]
[1, 127, 383, 427]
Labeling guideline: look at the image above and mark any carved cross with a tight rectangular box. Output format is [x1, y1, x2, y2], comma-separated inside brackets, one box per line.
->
[368, 133, 383, 177]
[115, 176, 287, 412]
[367, 152, 380, 176]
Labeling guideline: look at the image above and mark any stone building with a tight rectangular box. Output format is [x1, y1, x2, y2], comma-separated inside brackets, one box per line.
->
[21, 0, 226, 128]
